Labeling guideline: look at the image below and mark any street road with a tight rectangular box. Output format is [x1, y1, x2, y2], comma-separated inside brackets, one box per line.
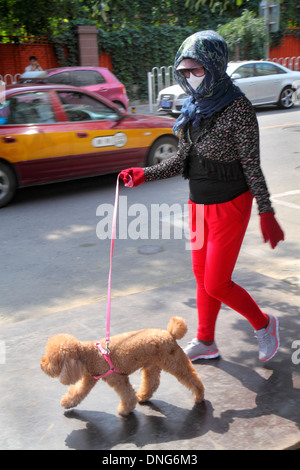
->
[0, 106, 299, 325]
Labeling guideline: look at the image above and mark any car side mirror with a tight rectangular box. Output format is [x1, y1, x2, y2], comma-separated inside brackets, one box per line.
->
[231, 73, 242, 80]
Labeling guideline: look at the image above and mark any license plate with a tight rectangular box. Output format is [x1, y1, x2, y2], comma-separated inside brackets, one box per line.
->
[161, 100, 172, 108]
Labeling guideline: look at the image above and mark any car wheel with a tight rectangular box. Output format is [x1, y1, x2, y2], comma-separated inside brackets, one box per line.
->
[278, 86, 294, 109]
[147, 136, 178, 166]
[0, 162, 17, 208]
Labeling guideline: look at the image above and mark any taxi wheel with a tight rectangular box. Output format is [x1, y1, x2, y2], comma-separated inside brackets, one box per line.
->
[147, 136, 178, 166]
[0, 162, 17, 208]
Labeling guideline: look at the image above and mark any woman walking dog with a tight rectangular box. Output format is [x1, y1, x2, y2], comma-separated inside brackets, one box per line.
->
[120, 30, 284, 362]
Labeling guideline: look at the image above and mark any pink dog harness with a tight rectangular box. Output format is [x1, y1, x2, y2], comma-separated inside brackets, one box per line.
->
[93, 342, 123, 380]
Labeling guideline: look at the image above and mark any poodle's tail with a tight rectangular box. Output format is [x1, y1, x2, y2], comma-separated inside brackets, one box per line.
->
[167, 316, 187, 340]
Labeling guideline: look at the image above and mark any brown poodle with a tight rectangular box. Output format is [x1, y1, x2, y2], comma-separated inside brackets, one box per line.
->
[41, 316, 204, 416]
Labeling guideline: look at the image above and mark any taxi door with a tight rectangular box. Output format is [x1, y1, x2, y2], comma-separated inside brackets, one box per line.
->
[55, 90, 145, 177]
[0, 90, 72, 185]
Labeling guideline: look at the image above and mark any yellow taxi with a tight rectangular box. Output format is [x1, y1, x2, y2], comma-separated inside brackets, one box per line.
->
[0, 84, 178, 207]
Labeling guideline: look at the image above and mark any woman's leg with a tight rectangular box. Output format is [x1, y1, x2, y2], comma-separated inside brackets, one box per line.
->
[189, 201, 221, 342]
[190, 192, 268, 342]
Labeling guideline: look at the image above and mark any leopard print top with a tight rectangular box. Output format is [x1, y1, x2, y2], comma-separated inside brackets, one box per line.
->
[144, 95, 273, 214]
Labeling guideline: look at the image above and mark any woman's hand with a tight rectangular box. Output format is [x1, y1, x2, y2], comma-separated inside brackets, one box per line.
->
[119, 168, 146, 187]
[260, 212, 284, 249]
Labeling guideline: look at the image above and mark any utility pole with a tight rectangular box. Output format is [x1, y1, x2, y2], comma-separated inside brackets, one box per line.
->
[260, 0, 280, 59]
[264, 0, 270, 59]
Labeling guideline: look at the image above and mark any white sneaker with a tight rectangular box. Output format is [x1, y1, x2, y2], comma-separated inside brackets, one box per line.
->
[255, 314, 279, 361]
[183, 338, 220, 361]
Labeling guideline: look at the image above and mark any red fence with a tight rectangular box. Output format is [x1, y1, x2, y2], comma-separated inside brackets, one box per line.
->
[0, 36, 113, 83]
[270, 28, 300, 60]
[0, 37, 61, 80]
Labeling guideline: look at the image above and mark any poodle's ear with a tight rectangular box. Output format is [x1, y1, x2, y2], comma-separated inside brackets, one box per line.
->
[59, 358, 84, 385]
[41, 355, 60, 377]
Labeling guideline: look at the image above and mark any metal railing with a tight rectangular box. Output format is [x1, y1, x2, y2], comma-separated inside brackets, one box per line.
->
[269, 56, 300, 71]
[148, 66, 174, 113]
[0, 73, 22, 85]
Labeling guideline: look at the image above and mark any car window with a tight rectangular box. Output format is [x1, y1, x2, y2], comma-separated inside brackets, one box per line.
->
[57, 91, 119, 121]
[47, 72, 71, 85]
[70, 70, 106, 87]
[255, 63, 286, 76]
[234, 64, 255, 78]
[0, 91, 56, 124]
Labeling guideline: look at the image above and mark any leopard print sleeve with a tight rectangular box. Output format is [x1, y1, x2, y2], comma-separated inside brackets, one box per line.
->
[231, 97, 274, 214]
[143, 135, 188, 181]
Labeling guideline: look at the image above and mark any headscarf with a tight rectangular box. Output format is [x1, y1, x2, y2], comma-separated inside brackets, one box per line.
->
[173, 30, 244, 136]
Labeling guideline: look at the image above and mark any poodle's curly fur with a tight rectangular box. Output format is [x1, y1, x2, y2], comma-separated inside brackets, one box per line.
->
[41, 316, 204, 416]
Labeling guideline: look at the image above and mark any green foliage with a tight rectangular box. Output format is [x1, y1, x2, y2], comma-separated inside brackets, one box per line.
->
[217, 10, 265, 60]
[50, 18, 94, 67]
[98, 25, 198, 100]
[2, 0, 297, 100]
[185, 0, 259, 15]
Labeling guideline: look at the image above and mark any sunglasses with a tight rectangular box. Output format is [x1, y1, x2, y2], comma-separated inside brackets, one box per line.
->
[179, 67, 205, 78]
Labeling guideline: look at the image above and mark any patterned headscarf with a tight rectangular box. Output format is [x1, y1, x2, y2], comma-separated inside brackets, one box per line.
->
[173, 30, 244, 136]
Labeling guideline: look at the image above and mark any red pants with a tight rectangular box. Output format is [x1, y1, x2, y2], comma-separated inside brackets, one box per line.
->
[189, 191, 268, 342]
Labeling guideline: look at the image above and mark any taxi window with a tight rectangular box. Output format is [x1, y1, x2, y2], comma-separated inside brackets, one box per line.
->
[2, 91, 56, 124]
[57, 91, 120, 121]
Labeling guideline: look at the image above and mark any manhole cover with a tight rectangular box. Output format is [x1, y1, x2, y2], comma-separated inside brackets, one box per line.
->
[138, 245, 163, 255]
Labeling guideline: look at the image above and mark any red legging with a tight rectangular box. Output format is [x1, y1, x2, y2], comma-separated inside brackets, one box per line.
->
[189, 191, 268, 342]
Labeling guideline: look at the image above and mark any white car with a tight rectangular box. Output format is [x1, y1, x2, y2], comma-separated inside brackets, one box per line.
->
[157, 61, 300, 114]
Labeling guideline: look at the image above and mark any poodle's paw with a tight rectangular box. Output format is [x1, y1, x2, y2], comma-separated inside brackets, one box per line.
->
[136, 392, 151, 403]
[194, 390, 205, 403]
[117, 401, 136, 416]
[61, 393, 80, 409]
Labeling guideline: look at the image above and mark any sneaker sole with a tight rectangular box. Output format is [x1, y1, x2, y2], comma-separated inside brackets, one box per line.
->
[189, 350, 220, 361]
[259, 315, 280, 362]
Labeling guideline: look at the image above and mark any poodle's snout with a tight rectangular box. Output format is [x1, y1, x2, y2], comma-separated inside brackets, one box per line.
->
[40, 356, 50, 373]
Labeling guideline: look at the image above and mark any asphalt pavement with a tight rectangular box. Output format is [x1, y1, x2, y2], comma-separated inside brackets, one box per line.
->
[1, 260, 300, 450]
[1, 102, 300, 451]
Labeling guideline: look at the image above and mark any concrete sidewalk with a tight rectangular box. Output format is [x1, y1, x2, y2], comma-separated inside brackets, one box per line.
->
[1, 268, 300, 450]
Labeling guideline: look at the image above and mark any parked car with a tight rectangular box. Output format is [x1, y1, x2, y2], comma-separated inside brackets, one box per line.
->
[20, 66, 130, 111]
[157, 84, 188, 115]
[0, 84, 177, 207]
[157, 61, 300, 114]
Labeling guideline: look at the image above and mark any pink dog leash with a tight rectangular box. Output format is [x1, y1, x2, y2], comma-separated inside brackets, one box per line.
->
[94, 175, 124, 380]
[104, 173, 133, 348]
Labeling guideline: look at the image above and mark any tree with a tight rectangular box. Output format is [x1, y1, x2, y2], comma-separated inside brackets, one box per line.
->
[0, 0, 91, 36]
[185, 0, 259, 14]
[217, 10, 265, 60]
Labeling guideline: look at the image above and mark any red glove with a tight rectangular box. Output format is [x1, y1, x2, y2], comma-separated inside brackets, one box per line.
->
[260, 212, 284, 249]
[119, 168, 145, 187]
